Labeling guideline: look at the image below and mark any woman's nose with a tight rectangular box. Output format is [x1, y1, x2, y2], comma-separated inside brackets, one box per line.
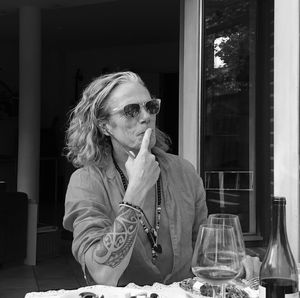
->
[138, 106, 151, 122]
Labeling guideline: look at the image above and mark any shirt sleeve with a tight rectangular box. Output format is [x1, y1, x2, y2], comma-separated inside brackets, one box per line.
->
[63, 167, 113, 273]
[181, 159, 208, 248]
[192, 175, 208, 247]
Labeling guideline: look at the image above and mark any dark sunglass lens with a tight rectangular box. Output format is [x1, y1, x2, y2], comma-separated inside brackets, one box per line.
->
[124, 103, 140, 118]
[146, 99, 160, 114]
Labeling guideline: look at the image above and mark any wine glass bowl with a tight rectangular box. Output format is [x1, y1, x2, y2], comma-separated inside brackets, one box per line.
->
[192, 224, 241, 297]
[207, 213, 246, 262]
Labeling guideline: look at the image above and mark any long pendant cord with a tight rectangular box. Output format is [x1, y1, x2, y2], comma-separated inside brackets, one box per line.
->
[112, 155, 162, 261]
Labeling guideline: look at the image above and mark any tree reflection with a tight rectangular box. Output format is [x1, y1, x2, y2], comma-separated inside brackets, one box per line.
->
[204, 0, 251, 97]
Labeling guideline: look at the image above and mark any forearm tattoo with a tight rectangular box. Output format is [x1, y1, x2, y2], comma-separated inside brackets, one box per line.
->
[93, 206, 139, 268]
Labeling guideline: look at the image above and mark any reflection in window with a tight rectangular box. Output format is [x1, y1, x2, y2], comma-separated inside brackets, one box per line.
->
[214, 36, 229, 68]
[201, 0, 256, 234]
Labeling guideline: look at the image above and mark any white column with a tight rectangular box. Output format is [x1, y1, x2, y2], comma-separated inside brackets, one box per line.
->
[274, 0, 300, 261]
[179, 0, 202, 171]
[18, 6, 41, 266]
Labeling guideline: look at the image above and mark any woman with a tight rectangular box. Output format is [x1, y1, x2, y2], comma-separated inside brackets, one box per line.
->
[63, 71, 208, 286]
[63, 71, 260, 287]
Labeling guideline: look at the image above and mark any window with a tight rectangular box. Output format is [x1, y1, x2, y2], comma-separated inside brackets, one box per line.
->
[201, 0, 273, 241]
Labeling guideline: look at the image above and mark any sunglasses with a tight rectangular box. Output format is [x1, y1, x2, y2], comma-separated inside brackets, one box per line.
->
[111, 98, 161, 119]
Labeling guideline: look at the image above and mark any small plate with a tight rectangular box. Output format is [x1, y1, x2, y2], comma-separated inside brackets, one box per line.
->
[179, 277, 258, 298]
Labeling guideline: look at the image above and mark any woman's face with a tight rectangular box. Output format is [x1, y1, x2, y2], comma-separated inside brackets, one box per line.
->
[104, 81, 157, 156]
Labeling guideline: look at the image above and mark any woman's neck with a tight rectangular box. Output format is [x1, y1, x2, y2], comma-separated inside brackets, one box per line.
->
[110, 137, 138, 164]
[112, 148, 129, 175]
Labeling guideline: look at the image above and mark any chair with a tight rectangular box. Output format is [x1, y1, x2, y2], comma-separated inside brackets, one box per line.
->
[0, 191, 28, 264]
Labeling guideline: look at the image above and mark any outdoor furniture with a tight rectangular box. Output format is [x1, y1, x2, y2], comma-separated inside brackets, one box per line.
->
[0, 191, 28, 264]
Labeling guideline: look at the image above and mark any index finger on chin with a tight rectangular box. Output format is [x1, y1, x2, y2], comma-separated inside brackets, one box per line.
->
[140, 128, 152, 152]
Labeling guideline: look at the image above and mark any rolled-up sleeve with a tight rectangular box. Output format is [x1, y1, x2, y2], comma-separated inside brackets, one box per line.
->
[63, 168, 113, 271]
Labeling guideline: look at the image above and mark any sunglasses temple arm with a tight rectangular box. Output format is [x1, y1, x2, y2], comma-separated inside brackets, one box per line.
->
[108, 132, 136, 159]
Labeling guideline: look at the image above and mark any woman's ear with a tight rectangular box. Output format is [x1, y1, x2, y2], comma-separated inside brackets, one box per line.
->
[99, 122, 111, 136]
[98, 122, 107, 135]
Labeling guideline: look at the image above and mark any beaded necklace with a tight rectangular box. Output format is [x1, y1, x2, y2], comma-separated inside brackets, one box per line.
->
[112, 155, 162, 261]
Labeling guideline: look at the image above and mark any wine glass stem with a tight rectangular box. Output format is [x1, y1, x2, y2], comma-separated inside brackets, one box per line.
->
[212, 285, 217, 298]
[221, 284, 226, 298]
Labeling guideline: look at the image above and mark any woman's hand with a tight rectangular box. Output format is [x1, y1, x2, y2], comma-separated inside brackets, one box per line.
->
[240, 255, 261, 280]
[125, 128, 160, 206]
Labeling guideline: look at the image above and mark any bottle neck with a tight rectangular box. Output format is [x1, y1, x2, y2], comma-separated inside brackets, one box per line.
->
[271, 201, 288, 243]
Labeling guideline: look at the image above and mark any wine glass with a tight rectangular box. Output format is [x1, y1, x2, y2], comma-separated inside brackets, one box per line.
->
[192, 224, 241, 298]
[208, 214, 246, 261]
[208, 214, 246, 296]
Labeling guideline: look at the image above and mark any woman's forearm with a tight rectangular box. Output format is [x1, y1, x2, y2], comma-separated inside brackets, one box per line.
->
[85, 205, 139, 285]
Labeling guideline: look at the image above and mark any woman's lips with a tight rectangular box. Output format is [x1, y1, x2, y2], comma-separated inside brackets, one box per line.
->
[137, 131, 146, 137]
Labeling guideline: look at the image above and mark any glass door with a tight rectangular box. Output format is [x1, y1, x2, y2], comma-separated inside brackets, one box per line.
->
[201, 0, 257, 235]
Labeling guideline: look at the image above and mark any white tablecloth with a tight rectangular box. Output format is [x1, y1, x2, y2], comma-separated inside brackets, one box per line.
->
[24, 281, 260, 298]
[24, 282, 193, 298]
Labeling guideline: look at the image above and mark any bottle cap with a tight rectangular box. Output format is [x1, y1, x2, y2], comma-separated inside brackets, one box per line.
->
[272, 196, 286, 204]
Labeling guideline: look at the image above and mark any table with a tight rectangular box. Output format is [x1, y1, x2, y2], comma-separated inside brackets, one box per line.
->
[24, 282, 192, 298]
[24, 280, 261, 298]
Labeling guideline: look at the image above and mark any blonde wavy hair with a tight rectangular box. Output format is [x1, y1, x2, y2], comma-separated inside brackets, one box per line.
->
[65, 71, 171, 168]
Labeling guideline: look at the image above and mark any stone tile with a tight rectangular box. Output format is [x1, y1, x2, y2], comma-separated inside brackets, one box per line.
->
[0, 264, 34, 279]
[0, 254, 83, 296]
[0, 288, 36, 298]
[0, 277, 37, 289]
[37, 278, 80, 291]
[33, 257, 74, 279]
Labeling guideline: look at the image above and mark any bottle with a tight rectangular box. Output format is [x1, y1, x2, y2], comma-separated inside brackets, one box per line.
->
[259, 196, 299, 298]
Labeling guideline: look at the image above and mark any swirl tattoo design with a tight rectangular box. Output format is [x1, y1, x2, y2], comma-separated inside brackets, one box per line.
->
[93, 206, 139, 268]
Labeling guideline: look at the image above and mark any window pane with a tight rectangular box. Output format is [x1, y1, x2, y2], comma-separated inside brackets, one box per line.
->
[201, 0, 256, 234]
